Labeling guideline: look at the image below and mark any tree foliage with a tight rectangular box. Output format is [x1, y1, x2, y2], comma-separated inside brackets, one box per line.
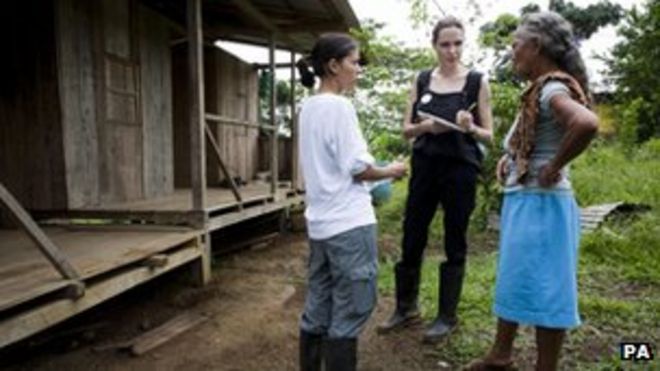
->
[549, 0, 624, 40]
[350, 20, 435, 160]
[478, 0, 623, 82]
[606, 0, 660, 141]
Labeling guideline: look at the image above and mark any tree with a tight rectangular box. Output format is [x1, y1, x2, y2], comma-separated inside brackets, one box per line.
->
[478, 1, 623, 82]
[606, 0, 660, 141]
[549, 0, 624, 40]
[350, 20, 435, 160]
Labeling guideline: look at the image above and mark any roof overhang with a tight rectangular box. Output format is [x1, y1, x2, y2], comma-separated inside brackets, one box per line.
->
[142, 0, 360, 52]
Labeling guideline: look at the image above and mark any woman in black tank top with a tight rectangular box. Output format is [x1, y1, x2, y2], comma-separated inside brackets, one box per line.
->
[378, 16, 494, 343]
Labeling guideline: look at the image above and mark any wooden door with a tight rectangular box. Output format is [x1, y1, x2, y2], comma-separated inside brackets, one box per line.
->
[97, 0, 143, 203]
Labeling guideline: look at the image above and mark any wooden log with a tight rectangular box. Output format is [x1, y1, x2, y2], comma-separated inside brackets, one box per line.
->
[129, 311, 207, 356]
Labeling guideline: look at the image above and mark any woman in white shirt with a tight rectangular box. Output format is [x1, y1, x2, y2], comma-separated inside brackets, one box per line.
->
[296, 33, 406, 371]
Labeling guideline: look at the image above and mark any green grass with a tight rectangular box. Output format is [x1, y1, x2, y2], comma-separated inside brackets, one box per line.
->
[375, 140, 660, 369]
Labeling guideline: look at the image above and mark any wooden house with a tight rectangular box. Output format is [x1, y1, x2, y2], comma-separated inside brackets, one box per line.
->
[0, 0, 359, 348]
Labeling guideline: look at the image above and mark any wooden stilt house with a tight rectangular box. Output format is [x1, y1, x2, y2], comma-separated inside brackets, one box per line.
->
[0, 0, 359, 348]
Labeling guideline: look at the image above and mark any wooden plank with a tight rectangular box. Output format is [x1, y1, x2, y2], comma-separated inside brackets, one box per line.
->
[139, 4, 174, 199]
[129, 311, 207, 356]
[35, 184, 269, 211]
[0, 244, 201, 349]
[141, 254, 169, 268]
[0, 280, 75, 313]
[33, 210, 206, 227]
[0, 227, 202, 311]
[188, 0, 207, 219]
[205, 113, 275, 130]
[96, 0, 145, 204]
[0, 183, 81, 281]
[208, 194, 302, 231]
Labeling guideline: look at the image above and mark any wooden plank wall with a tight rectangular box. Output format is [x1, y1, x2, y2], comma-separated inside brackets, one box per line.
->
[56, 0, 100, 208]
[138, 4, 174, 199]
[173, 46, 259, 188]
[258, 136, 293, 181]
[97, 0, 143, 205]
[57, 0, 174, 207]
[0, 0, 67, 221]
[210, 51, 259, 185]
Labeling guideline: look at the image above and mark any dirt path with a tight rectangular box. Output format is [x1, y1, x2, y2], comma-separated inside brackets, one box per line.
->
[2, 233, 460, 371]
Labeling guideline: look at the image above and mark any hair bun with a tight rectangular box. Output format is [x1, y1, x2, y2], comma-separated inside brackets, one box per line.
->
[296, 58, 316, 88]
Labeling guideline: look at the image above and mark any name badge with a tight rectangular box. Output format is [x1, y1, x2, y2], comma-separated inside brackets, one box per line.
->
[420, 93, 432, 105]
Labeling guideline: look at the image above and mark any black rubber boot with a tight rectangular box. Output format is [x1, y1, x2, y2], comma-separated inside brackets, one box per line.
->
[324, 338, 357, 371]
[423, 263, 465, 343]
[378, 264, 421, 334]
[299, 330, 324, 371]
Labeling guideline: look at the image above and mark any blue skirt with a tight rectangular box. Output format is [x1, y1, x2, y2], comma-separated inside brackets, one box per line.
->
[494, 190, 581, 329]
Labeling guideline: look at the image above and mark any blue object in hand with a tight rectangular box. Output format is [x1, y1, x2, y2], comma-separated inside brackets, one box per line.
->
[370, 179, 392, 206]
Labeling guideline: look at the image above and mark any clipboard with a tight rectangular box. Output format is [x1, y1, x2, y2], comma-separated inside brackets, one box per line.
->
[417, 110, 466, 133]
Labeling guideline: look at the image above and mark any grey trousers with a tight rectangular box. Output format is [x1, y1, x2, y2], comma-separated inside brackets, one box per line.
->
[300, 224, 378, 339]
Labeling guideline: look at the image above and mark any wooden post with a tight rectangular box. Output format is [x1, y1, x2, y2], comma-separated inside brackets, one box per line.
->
[0, 183, 82, 282]
[269, 36, 278, 198]
[188, 0, 207, 228]
[290, 50, 298, 192]
[190, 234, 211, 286]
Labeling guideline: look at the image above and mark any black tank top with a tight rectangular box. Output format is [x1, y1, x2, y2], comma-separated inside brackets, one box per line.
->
[411, 69, 483, 168]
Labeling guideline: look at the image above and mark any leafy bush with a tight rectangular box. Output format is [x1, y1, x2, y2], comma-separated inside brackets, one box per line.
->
[472, 82, 521, 229]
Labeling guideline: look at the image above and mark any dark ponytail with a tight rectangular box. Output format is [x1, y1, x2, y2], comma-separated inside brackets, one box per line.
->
[296, 58, 316, 88]
[296, 33, 358, 88]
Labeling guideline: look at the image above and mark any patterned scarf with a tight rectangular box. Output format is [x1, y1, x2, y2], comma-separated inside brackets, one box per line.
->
[508, 71, 589, 183]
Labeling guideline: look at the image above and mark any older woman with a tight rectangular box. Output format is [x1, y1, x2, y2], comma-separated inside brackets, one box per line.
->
[466, 11, 598, 371]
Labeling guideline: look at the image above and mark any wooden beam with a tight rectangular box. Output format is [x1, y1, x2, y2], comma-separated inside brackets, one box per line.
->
[290, 50, 299, 191]
[205, 113, 276, 131]
[227, 0, 299, 48]
[208, 195, 303, 232]
[33, 209, 207, 228]
[269, 36, 279, 197]
[188, 0, 207, 227]
[252, 62, 295, 70]
[0, 183, 82, 282]
[204, 124, 243, 204]
[130, 311, 207, 356]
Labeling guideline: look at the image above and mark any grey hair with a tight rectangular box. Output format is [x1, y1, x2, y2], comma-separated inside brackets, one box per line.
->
[516, 11, 590, 96]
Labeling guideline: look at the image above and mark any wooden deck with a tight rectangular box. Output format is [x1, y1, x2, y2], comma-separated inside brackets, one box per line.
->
[32, 183, 302, 229]
[0, 226, 203, 348]
[0, 184, 303, 348]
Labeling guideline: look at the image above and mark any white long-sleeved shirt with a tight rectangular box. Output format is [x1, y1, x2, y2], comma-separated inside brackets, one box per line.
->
[298, 93, 376, 240]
